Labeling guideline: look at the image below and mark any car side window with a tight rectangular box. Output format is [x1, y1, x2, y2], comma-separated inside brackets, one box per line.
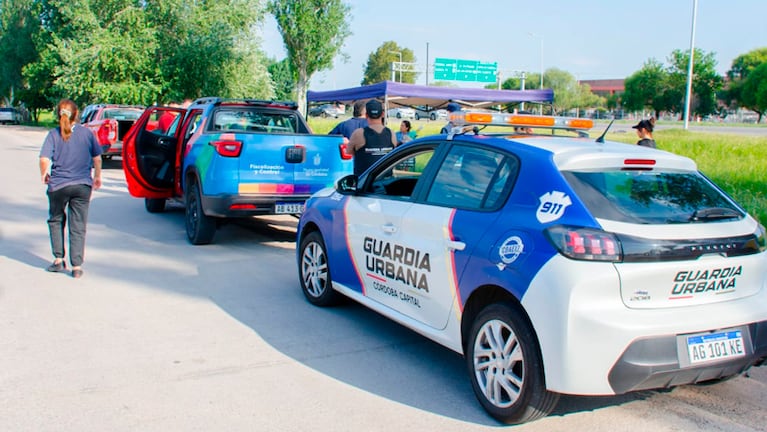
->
[365, 148, 435, 200]
[184, 112, 202, 141]
[426, 144, 517, 210]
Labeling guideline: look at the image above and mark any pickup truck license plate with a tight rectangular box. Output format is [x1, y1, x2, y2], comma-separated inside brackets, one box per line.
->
[275, 202, 304, 214]
[685, 329, 745, 365]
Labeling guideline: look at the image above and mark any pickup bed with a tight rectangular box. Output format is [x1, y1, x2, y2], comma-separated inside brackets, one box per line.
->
[122, 98, 353, 244]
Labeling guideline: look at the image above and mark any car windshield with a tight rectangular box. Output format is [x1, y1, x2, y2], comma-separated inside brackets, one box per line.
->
[212, 108, 299, 133]
[563, 169, 745, 224]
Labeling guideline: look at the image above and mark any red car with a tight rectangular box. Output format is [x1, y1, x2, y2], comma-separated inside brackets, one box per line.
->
[81, 104, 144, 160]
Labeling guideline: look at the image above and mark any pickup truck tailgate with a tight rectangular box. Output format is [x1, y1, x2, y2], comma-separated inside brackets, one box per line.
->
[237, 133, 351, 196]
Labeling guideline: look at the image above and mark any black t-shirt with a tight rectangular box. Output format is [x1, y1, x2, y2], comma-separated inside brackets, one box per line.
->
[637, 138, 656, 148]
[354, 127, 394, 176]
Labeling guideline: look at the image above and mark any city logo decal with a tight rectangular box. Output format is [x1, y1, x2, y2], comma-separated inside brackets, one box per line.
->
[499, 236, 524, 264]
[536, 190, 572, 223]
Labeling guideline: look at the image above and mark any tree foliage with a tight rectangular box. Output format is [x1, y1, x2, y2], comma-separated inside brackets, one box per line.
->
[267, 57, 296, 101]
[741, 62, 767, 123]
[725, 47, 767, 119]
[0, 0, 273, 118]
[0, 0, 39, 106]
[361, 41, 417, 85]
[667, 48, 723, 118]
[268, 0, 350, 114]
[623, 49, 723, 119]
[623, 59, 667, 118]
[545, 68, 602, 115]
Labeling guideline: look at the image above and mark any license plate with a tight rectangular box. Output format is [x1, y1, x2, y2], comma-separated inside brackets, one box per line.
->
[275, 202, 304, 214]
[685, 329, 746, 365]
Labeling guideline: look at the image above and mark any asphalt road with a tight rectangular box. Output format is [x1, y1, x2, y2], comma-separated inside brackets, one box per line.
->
[1, 125, 765, 432]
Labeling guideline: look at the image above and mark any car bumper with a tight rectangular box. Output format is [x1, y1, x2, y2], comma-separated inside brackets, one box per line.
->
[521, 255, 767, 395]
[607, 321, 767, 394]
[200, 193, 310, 217]
[102, 142, 123, 156]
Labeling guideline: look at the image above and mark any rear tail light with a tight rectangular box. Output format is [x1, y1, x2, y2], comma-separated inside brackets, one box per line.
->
[339, 143, 353, 160]
[97, 123, 116, 144]
[211, 139, 242, 157]
[754, 223, 767, 252]
[545, 225, 622, 262]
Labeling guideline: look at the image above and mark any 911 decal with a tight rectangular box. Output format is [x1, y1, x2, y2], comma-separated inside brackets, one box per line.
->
[536, 191, 572, 223]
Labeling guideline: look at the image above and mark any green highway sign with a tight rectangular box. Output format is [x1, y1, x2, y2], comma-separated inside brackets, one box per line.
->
[434, 58, 497, 83]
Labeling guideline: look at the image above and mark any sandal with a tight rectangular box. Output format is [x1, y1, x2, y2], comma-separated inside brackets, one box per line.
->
[72, 269, 84, 279]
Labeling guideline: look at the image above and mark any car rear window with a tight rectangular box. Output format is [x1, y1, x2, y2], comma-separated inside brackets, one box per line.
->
[103, 109, 142, 120]
[211, 108, 303, 134]
[562, 170, 744, 224]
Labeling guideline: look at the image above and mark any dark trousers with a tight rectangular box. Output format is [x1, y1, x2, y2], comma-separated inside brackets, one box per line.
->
[47, 184, 92, 267]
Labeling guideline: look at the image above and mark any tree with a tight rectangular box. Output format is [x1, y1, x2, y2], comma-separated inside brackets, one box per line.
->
[269, 0, 350, 114]
[50, 1, 161, 106]
[545, 68, 601, 115]
[361, 41, 417, 85]
[667, 48, 723, 118]
[0, 0, 39, 106]
[147, 0, 272, 103]
[268, 57, 296, 101]
[725, 47, 767, 115]
[741, 62, 767, 123]
[622, 59, 668, 118]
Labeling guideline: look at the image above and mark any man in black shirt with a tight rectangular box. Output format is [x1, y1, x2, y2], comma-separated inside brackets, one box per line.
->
[348, 100, 398, 176]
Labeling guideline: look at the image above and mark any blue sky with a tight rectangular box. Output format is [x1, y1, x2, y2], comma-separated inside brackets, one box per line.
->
[261, 0, 767, 91]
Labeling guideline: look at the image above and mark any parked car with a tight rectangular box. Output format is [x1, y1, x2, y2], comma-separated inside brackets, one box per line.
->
[386, 107, 415, 119]
[122, 97, 353, 244]
[296, 111, 767, 424]
[0, 107, 22, 125]
[414, 106, 447, 121]
[82, 104, 144, 159]
[308, 103, 345, 118]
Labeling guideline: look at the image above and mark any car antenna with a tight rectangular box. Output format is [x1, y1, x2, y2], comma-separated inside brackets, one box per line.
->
[595, 119, 614, 143]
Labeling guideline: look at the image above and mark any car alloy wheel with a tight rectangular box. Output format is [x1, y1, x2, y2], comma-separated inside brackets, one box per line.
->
[467, 303, 558, 424]
[299, 231, 340, 306]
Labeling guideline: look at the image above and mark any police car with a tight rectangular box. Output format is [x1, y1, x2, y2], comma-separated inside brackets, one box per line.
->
[295, 111, 767, 424]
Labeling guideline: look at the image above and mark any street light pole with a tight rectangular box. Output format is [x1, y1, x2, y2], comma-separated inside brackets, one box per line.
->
[683, 0, 698, 130]
[388, 51, 402, 82]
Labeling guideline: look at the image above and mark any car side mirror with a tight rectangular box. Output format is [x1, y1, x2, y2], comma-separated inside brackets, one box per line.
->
[336, 174, 358, 194]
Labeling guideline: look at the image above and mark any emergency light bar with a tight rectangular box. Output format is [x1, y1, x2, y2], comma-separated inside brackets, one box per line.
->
[450, 112, 594, 131]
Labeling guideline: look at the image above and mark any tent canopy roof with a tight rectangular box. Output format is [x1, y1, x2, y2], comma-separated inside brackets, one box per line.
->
[307, 80, 553, 110]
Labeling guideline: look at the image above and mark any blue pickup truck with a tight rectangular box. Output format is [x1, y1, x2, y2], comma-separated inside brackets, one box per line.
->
[122, 97, 353, 244]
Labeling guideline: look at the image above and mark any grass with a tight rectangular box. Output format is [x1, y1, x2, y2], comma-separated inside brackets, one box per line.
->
[309, 116, 767, 225]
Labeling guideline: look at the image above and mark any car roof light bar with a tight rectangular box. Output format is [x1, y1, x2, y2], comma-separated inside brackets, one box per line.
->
[451, 111, 594, 131]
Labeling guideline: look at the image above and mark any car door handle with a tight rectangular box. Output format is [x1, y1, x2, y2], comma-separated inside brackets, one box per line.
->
[381, 224, 397, 234]
[446, 240, 466, 251]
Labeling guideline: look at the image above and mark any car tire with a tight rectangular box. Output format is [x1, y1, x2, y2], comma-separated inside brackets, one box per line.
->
[396, 112, 402, 119]
[145, 198, 166, 213]
[185, 181, 216, 245]
[466, 303, 559, 424]
[298, 231, 341, 306]
[430, 113, 437, 121]
[415, 113, 421, 120]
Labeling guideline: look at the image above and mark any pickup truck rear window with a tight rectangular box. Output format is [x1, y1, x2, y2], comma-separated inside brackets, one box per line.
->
[211, 108, 303, 134]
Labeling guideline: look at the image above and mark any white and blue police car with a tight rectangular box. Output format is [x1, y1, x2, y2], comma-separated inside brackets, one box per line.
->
[296, 111, 767, 424]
